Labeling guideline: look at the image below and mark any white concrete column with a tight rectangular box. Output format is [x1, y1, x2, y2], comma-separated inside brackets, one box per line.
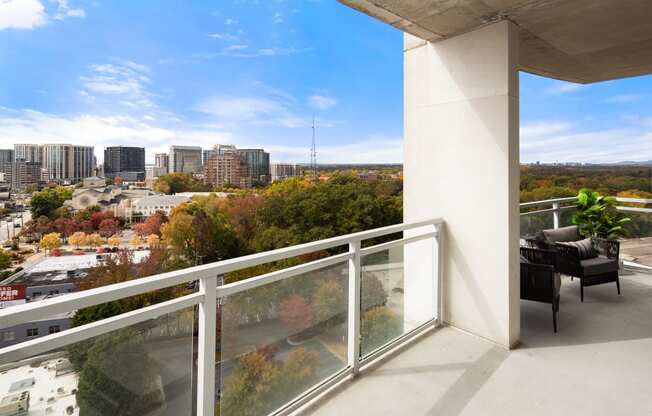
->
[403, 21, 520, 348]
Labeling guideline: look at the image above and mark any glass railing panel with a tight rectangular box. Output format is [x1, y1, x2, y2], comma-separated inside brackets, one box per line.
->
[620, 211, 652, 268]
[360, 236, 435, 357]
[0, 307, 197, 416]
[217, 261, 349, 416]
[520, 211, 554, 238]
[559, 207, 576, 228]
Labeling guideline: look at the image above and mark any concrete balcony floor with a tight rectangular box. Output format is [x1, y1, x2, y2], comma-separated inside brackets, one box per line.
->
[306, 271, 652, 416]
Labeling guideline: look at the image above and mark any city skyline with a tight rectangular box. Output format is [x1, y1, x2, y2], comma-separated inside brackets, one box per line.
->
[1, 1, 652, 164]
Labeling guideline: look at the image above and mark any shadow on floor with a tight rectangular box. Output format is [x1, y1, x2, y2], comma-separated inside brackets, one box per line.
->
[425, 346, 507, 416]
[520, 274, 652, 348]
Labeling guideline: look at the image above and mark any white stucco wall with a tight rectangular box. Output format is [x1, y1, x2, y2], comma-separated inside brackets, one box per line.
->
[403, 21, 520, 348]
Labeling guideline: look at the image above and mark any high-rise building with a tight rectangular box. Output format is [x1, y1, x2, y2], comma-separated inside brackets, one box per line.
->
[14, 144, 42, 163]
[154, 153, 169, 172]
[169, 146, 202, 174]
[203, 144, 237, 167]
[237, 149, 270, 184]
[0, 149, 14, 165]
[202, 149, 217, 167]
[104, 146, 146, 181]
[204, 153, 251, 188]
[271, 163, 301, 181]
[11, 160, 42, 190]
[41, 144, 94, 182]
[0, 159, 42, 190]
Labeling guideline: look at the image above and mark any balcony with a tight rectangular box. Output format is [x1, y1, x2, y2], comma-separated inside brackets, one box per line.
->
[1, 196, 650, 415]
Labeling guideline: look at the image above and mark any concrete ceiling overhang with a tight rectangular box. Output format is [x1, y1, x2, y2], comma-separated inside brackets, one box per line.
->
[339, 0, 652, 84]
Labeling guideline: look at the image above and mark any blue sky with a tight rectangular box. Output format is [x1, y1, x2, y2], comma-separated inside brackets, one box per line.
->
[1, 0, 651, 164]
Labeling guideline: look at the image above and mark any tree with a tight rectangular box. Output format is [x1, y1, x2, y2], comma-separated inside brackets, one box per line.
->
[76, 329, 164, 416]
[131, 223, 148, 238]
[129, 235, 141, 248]
[87, 233, 104, 249]
[146, 234, 160, 248]
[69, 231, 88, 249]
[53, 217, 77, 241]
[161, 211, 194, 256]
[40, 232, 62, 255]
[153, 173, 209, 195]
[220, 352, 280, 416]
[99, 218, 119, 238]
[90, 211, 108, 230]
[279, 294, 314, 334]
[79, 220, 94, 234]
[142, 211, 166, 236]
[279, 347, 320, 395]
[107, 235, 121, 248]
[30, 186, 72, 218]
[313, 280, 345, 325]
[361, 274, 388, 312]
[360, 306, 401, 353]
[0, 249, 11, 271]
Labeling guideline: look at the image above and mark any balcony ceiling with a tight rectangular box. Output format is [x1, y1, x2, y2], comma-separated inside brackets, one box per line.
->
[339, 0, 652, 83]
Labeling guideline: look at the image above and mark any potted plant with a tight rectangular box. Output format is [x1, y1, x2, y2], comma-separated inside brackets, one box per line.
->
[572, 189, 631, 271]
[572, 188, 631, 240]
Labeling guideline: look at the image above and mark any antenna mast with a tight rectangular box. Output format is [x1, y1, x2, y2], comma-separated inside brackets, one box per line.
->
[310, 116, 317, 179]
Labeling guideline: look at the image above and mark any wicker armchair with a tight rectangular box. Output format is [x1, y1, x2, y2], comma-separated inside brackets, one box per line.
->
[520, 247, 560, 333]
[533, 225, 621, 302]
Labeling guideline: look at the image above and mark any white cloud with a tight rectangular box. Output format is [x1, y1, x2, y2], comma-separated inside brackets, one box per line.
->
[208, 32, 238, 41]
[0, 108, 233, 164]
[0, 0, 47, 30]
[52, 0, 84, 20]
[0, 107, 395, 164]
[224, 44, 249, 52]
[79, 62, 155, 108]
[273, 12, 283, 24]
[0, 0, 84, 30]
[221, 46, 309, 58]
[520, 122, 572, 139]
[603, 94, 644, 104]
[195, 96, 285, 122]
[308, 95, 337, 110]
[267, 137, 402, 164]
[194, 95, 310, 128]
[520, 120, 652, 163]
[545, 81, 585, 95]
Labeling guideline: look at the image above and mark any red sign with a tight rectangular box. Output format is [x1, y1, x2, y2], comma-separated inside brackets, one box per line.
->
[0, 285, 26, 301]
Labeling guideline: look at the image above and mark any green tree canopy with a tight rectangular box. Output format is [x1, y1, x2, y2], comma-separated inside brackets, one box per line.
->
[29, 186, 72, 218]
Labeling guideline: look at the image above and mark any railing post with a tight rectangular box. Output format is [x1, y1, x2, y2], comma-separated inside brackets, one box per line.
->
[197, 275, 217, 416]
[348, 240, 361, 375]
[552, 202, 560, 229]
[435, 223, 445, 325]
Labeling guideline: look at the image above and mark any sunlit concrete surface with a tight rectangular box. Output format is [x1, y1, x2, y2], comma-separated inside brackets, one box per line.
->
[305, 271, 652, 416]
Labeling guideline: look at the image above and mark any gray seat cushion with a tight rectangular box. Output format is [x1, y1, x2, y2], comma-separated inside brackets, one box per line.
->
[580, 256, 618, 276]
[559, 238, 598, 259]
[542, 225, 580, 243]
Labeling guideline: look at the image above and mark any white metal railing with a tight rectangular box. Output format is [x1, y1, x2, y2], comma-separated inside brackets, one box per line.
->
[520, 197, 652, 221]
[0, 218, 444, 416]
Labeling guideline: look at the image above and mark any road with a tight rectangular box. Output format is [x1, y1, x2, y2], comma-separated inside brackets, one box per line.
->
[0, 210, 31, 242]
